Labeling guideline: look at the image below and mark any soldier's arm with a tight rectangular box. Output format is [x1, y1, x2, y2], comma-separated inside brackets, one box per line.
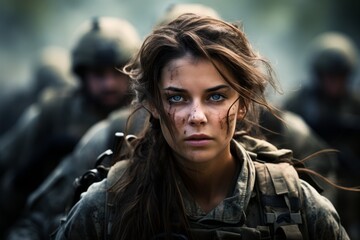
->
[51, 180, 108, 240]
[301, 180, 349, 240]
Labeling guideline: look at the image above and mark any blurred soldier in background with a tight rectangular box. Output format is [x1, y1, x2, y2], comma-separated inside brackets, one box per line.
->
[0, 16, 140, 237]
[259, 109, 338, 202]
[0, 46, 75, 137]
[283, 32, 360, 239]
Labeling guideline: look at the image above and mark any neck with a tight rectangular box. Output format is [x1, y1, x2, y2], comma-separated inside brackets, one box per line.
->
[179, 152, 237, 213]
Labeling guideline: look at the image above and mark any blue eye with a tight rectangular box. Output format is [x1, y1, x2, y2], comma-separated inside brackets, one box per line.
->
[168, 95, 183, 103]
[209, 94, 224, 101]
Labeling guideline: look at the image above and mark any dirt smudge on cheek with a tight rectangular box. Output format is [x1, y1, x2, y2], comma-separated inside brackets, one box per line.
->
[228, 112, 236, 122]
[167, 107, 186, 135]
[166, 106, 177, 127]
[181, 118, 186, 135]
[219, 114, 225, 130]
[219, 112, 236, 136]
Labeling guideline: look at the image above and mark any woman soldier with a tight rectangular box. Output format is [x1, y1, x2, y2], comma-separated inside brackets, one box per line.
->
[54, 14, 349, 239]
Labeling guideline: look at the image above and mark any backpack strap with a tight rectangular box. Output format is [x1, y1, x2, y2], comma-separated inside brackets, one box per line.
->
[253, 160, 304, 240]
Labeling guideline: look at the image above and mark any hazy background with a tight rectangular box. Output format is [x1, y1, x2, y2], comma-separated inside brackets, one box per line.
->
[0, 0, 359, 105]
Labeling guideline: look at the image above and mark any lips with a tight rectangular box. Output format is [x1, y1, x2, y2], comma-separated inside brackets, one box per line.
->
[184, 134, 212, 147]
[185, 134, 212, 140]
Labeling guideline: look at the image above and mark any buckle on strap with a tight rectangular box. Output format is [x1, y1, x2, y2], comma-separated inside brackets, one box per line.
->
[265, 212, 302, 224]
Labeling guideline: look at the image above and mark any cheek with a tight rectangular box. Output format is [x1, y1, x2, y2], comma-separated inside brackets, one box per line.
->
[216, 104, 239, 132]
[173, 114, 187, 133]
[165, 107, 187, 130]
[86, 79, 100, 95]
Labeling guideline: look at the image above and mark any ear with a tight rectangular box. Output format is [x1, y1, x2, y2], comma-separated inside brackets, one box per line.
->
[237, 105, 246, 120]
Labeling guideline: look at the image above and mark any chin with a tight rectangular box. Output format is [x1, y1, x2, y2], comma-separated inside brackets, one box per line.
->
[182, 152, 214, 164]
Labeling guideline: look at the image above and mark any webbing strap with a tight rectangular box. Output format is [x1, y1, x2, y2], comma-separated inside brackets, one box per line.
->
[189, 226, 271, 240]
[276, 225, 303, 240]
[266, 163, 288, 195]
[254, 161, 304, 240]
[265, 212, 302, 225]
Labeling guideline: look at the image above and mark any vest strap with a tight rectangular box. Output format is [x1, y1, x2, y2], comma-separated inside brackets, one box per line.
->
[276, 225, 303, 240]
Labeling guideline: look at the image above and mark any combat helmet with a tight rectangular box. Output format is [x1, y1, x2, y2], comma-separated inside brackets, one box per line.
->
[309, 32, 358, 76]
[71, 17, 141, 76]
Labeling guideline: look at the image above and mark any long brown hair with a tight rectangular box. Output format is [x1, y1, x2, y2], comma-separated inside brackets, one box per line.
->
[109, 14, 278, 239]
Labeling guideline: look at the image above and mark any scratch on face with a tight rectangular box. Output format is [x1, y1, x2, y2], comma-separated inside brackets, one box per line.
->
[219, 113, 236, 134]
[166, 104, 177, 123]
[219, 114, 225, 130]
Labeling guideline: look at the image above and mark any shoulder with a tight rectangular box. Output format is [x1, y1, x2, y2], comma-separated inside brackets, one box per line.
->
[40, 87, 79, 106]
[53, 179, 108, 239]
[53, 160, 130, 239]
[234, 133, 293, 164]
[68, 159, 130, 209]
[75, 118, 111, 152]
[108, 107, 148, 135]
[107, 160, 130, 186]
[56, 160, 128, 239]
[300, 180, 349, 239]
[36, 88, 80, 119]
[234, 131, 278, 153]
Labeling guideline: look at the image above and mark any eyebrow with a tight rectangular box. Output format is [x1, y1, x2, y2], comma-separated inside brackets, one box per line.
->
[162, 84, 230, 93]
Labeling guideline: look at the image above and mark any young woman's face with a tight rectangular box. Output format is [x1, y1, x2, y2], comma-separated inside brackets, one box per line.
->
[157, 55, 245, 165]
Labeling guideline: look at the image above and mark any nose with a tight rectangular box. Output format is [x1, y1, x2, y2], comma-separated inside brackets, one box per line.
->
[188, 104, 207, 126]
[102, 72, 118, 89]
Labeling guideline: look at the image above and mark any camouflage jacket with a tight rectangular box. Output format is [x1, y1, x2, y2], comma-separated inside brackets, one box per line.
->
[52, 137, 349, 240]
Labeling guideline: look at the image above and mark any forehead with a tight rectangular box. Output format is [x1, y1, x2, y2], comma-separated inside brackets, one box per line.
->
[160, 55, 233, 88]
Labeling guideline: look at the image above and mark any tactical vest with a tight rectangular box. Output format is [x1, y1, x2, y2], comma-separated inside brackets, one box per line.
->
[171, 160, 307, 240]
